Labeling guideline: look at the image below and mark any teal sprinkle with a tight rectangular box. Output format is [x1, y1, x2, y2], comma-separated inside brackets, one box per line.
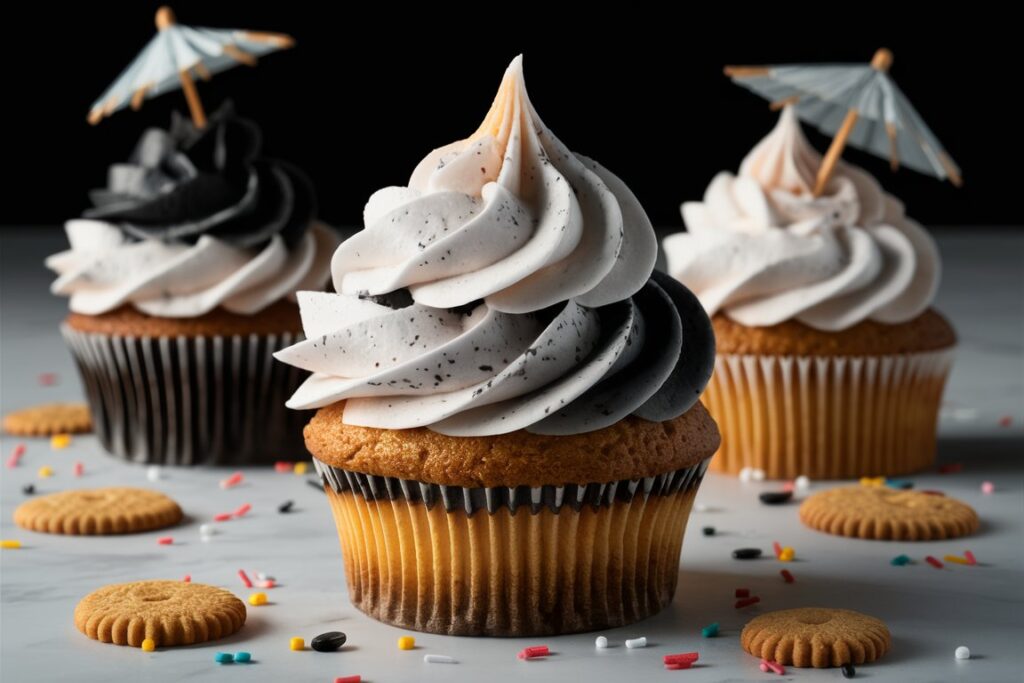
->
[701, 622, 719, 638]
[886, 479, 913, 489]
[890, 554, 911, 566]
[214, 652, 234, 664]
[233, 652, 252, 663]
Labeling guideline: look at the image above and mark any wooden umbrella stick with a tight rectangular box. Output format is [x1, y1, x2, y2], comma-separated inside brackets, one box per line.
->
[814, 108, 858, 196]
[223, 45, 257, 66]
[178, 69, 207, 128]
[770, 95, 800, 111]
[724, 66, 771, 78]
[131, 83, 153, 111]
[193, 62, 211, 81]
[241, 31, 294, 48]
[886, 122, 900, 171]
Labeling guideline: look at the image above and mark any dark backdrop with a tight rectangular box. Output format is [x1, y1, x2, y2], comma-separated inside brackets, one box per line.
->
[6, 5, 1018, 228]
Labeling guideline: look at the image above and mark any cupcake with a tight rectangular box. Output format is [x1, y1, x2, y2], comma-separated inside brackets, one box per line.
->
[48, 104, 339, 465]
[275, 56, 718, 636]
[663, 107, 955, 480]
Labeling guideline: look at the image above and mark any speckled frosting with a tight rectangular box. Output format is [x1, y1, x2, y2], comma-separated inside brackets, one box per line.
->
[276, 57, 715, 437]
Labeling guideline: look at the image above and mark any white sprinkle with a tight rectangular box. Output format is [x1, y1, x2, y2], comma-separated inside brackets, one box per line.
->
[146, 466, 161, 482]
[199, 524, 215, 537]
[795, 475, 810, 491]
[751, 468, 766, 481]
[625, 637, 647, 649]
[693, 503, 709, 512]
[955, 646, 971, 660]
[595, 636, 608, 649]
[739, 467, 753, 482]
[424, 654, 456, 664]
[255, 572, 268, 581]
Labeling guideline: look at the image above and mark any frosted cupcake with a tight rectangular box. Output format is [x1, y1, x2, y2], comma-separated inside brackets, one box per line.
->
[48, 104, 339, 465]
[276, 56, 718, 636]
[663, 107, 955, 480]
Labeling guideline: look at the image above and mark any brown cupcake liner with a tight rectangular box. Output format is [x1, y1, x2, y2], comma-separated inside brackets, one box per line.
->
[703, 349, 954, 480]
[62, 324, 309, 466]
[314, 458, 709, 636]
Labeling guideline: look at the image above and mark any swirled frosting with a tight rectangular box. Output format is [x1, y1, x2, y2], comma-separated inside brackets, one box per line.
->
[47, 104, 338, 316]
[663, 106, 940, 331]
[275, 56, 715, 437]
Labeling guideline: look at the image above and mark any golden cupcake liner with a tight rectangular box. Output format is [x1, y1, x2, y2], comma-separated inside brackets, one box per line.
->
[62, 324, 309, 465]
[703, 349, 954, 480]
[314, 460, 708, 636]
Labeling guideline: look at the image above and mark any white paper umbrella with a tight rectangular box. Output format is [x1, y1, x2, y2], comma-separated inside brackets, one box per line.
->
[725, 49, 961, 195]
[87, 6, 293, 128]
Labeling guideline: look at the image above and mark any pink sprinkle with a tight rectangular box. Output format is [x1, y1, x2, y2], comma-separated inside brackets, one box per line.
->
[735, 596, 761, 608]
[73, 461, 84, 477]
[183, 575, 191, 583]
[964, 550, 977, 566]
[257, 579, 276, 589]
[219, 472, 243, 489]
[780, 569, 794, 583]
[925, 555, 944, 569]
[735, 588, 750, 598]
[759, 661, 770, 672]
[38, 373, 57, 386]
[782, 481, 795, 492]
[6, 443, 26, 469]
[274, 461, 293, 473]
[772, 541, 783, 558]
[238, 569, 253, 588]
[981, 481, 995, 494]
[157, 537, 173, 545]
[762, 659, 785, 674]
[998, 415, 1012, 428]
[234, 503, 252, 517]
[213, 513, 232, 522]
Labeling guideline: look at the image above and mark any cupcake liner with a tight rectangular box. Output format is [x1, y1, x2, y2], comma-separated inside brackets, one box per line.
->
[62, 324, 309, 465]
[314, 459, 708, 636]
[703, 349, 954, 480]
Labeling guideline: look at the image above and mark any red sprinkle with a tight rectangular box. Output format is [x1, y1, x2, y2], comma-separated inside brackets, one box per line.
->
[735, 596, 761, 608]
[335, 677, 361, 683]
[998, 415, 1012, 428]
[925, 555, 944, 569]
[157, 537, 173, 545]
[38, 373, 57, 386]
[220, 472, 243, 489]
[762, 659, 785, 674]
[238, 569, 253, 588]
[782, 481, 795, 492]
[183, 575, 191, 583]
[518, 645, 550, 659]
[213, 513, 233, 522]
[780, 569, 795, 583]
[938, 463, 963, 474]
[73, 461, 84, 477]
[964, 550, 978, 566]
[257, 579, 276, 589]
[664, 653, 699, 665]
[234, 503, 252, 517]
[735, 588, 750, 598]
[665, 662, 693, 670]
[772, 541, 783, 558]
[274, 461, 293, 473]
[6, 443, 26, 469]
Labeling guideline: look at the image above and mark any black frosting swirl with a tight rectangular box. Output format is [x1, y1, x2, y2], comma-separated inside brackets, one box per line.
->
[85, 103, 316, 249]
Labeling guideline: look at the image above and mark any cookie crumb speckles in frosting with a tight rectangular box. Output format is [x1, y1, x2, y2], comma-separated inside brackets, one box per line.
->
[663, 106, 940, 332]
[46, 104, 339, 317]
[276, 56, 715, 436]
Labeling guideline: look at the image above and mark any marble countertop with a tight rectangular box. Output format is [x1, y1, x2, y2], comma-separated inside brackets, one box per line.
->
[1, 227, 1022, 683]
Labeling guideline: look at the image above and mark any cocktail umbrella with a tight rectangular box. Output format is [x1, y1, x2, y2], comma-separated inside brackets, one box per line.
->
[725, 48, 961, 195]
[87, 6, 293, 128]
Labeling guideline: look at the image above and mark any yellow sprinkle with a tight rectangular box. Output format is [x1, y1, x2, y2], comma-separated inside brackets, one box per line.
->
[293, 462, 308, 475]
[398, 635, 415, 650]
[1, 540, 22, 549]
[51, 434, 71, 450]
[248, 592, 268, 606]
[944, 554, 970, 565]
[859, 476, 885, 487]
[779, 547, 795, 562]
[141, 638, 156, 652]
[290, 636, 304, 651]
[38, 465, 54, 479]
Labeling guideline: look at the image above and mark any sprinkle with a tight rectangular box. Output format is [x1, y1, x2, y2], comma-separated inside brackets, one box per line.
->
[423, 654, 456, 664]
[735, 588, 750, 598]
[146, 465, 161, 482]
[257, 579, 276, 589]
[955, 645, 971, 660]
[739, 467, 753, 482]
[50, 434, 71, 450]
[751, 468, 766, 481]
[701, 623, 719, 638]
[215, 652, 234, 663]
[595, 636, 608, 648]
[311, 631, 347, 652]
[964, 550, 978, 566]
[1, 540, 22, 549]
[248, 593, 267, 606]
[664, 652, 699, 668]
[778, 547, 795, 562]
[733, 547, 762, 560]
[183, 575, 191, 583]
[998, 415, 1012, 428]
[397, 635, 415, 650]
[335, 677, 361, 683]
[278, 500, 295, 513]
[944, 554, 970, 565]
[141, 638, 156, 652]
[759, 491, 792, 505]
[781, 481, 795, 492]
[693, 503, 709, 512]
[625, 637, 646, 649]
[234, 652, 251, 663]
[213, 513, 232, 522]
[859, 476, 885, 487]
[6, 443, 26, 468]
[255, 572, 270, 581]
[220, 472, 243, 489]
[234, 503, 252, 517]
[772, 541, 783, 558]
[38, 465, 53, 478]
[293, 462, 308, 475]
[981, 481, 995, 494]
[890, 554, 911, 566]
[735, 596, 761, 609]
[73, 461, 84, 477]
[761, 659, 785, 674]
[22, 484, 35, 495]
[665, 663, 693, 670]
[794, 475, 810, 491]
[780, 569, 795, 583]
[841, 663, 856, 678]
[518, 645, 551, 659]
[702, 526, 715, 536]
[938, 463, 963, 474]
[925, 555, 944, 569]
[238, 569, 253, 588]
[274, 461, 293, 473]
[886, 479, 913, 489]
[157, 537, 173, 545]
[38, 373, 57, 386]
[289, 637, 305, 651]
[199, 524, 214, 537]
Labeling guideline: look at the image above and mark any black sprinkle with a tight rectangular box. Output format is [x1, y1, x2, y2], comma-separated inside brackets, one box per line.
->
[479, 365, 493, 372]
[841, 663, 856, 678]
[22, 484, 35, 495]
[278, 500, 295, 513]
[311, 631, 347, 652]
[759, 491, 793, 505]
[732, 548, 763, 560]
[702, 526, 715, 537]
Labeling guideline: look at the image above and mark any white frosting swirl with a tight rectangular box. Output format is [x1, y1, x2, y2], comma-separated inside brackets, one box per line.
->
[47, 219, 338, 316]
[663, 106, 940, 331]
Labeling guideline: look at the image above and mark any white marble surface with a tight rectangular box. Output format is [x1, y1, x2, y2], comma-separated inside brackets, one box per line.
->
[1, 227, 1022, 683]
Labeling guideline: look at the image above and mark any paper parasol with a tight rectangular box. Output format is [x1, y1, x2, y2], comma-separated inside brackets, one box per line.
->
[725, 49, 962, 195]
[87, 6, 293, 128]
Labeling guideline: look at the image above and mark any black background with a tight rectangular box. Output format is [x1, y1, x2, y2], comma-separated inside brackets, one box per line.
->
[5, 5, 1018, 229]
